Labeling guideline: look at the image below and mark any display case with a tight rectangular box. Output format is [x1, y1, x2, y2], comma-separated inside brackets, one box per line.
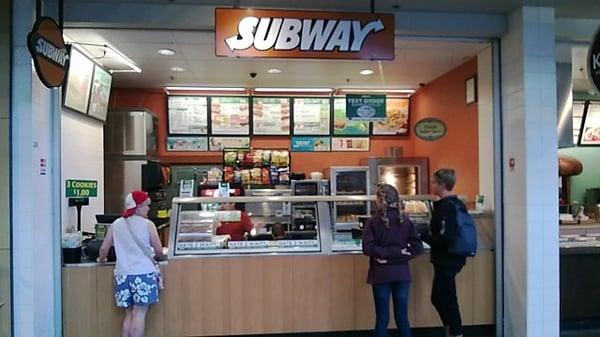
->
[169, 195, 440, 256]
[169, 196, 328, 256]
[361, 157, 429, 195]
[330, 167, 370, 251]
[330, 194, 434, 252]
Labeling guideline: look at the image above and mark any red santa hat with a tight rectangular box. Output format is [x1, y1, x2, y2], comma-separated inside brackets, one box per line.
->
[122, 190, 150, 217]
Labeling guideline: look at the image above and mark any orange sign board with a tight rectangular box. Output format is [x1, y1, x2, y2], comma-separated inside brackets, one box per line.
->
[27, 17, 69, 88]
[215, 8, 395, 60]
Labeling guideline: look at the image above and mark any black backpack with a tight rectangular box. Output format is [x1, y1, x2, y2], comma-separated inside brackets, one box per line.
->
[448, 199, 477, 257]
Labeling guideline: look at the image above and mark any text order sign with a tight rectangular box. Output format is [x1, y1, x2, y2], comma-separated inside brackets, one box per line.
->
[66, 179, 98, 198]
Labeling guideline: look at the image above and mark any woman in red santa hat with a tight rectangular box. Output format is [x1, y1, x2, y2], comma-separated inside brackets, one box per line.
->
[98, 190, 164, 337]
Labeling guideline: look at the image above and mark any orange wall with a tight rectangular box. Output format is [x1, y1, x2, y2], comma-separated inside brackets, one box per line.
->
[109, 58, 479, 198]
[409, 58, 479, 200]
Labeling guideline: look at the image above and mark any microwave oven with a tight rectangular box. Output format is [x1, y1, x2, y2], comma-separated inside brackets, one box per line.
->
[290, 179, 329, 196]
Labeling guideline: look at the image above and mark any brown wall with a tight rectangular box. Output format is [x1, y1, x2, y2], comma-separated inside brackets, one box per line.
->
[409, 58, 479, 200]
[109, 58, 479, 197]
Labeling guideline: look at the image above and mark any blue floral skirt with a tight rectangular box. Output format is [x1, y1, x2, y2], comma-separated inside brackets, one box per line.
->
[113, 272, 159, 307]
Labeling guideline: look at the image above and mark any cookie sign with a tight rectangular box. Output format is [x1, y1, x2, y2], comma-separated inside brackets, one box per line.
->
[414, 118, 446, 141]
[27, 17, 69, 88]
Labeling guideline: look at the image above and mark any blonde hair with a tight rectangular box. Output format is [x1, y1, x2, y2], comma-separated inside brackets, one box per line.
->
[376, 183, 401, 228]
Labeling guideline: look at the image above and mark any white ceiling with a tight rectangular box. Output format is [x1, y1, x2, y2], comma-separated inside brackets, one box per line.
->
[64, 28, 490, 89]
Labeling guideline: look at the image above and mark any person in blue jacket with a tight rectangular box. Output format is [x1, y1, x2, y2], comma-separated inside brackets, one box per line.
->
[362, 183, 423, 337]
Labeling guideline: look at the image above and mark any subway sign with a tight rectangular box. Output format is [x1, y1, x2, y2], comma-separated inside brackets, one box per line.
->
[27, 17, 69, 88]
[589, 26, 600, 94]
[66, 179, 98, 198]
[215, 8, 394, 60]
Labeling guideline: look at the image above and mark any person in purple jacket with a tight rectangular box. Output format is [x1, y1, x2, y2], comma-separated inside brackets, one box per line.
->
[362, 183, 424, 337]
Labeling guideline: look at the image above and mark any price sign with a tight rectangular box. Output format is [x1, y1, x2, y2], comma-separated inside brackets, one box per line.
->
[65, 179, 98, 198]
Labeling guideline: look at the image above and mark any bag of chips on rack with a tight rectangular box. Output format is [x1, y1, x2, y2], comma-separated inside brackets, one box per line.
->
[270, 166, 280, 184]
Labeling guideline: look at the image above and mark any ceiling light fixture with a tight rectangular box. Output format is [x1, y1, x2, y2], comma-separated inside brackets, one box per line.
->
[67, 41, 142, 73]
[359, 69, 374, 75]
[164, 86, 247, 92]
[341, 88, 416, 94]
[254, 87, 333, 93]
[267, 68, 282, 74]
[170, 66, 185, 72]
[157, 48, 176, 56]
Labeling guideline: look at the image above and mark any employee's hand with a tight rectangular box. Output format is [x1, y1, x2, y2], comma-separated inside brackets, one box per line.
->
[376, 258, 388, 264]
[401, 248, 412, 256]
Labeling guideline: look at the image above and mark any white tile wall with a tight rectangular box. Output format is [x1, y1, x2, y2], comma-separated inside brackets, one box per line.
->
[61, 110, 105, 233]
[501, 7, 559, 337]
[477, 47, 495, 209]
[12, 1, 61, 336]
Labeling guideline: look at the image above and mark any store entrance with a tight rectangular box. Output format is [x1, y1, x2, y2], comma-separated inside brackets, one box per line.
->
[60, 13, 497, 337]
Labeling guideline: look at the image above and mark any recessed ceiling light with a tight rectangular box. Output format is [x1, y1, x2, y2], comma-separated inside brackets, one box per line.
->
[359, 69, 374, 76]
[170, 66, 185, 72]
[267, 68, 282, 74]
[157, 48, 176, 56]
[254, 88, 333, 93]
[164, 86, 247, 92]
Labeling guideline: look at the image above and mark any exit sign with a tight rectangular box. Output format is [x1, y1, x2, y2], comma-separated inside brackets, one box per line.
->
[66, 179, 98, 198]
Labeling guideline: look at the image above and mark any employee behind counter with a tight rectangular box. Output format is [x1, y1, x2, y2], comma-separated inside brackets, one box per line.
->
[216, 202, 255, 241]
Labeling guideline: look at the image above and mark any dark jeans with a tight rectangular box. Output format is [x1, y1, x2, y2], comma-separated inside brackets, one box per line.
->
[431, 264, 465, 336]
[372, 281, 411, 337]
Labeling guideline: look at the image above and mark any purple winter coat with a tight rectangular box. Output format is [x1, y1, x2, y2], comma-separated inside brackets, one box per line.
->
[362, 210, 424, 284]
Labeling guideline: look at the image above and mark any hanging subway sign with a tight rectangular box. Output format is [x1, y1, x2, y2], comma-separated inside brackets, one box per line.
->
[414, 118, 447, 141]
[27, 17, 69, 88]
[215, 8, 394, 60]
[588, 26, 600, 94]
[346, 94, 386, 121]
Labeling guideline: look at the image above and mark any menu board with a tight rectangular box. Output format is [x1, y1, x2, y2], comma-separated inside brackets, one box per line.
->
[166, 137, 208, 151]
[209, 137, 250, 152]
[291, 137, 331, 152]
[293, 98, 331, 135]
[87, 65, 112, 121]
[331, 137, 370, 151]
[63, 47, 94, 114]
[333, 98, 369, 135]
[252, 97, 291, 135]
[168, 96, 208, 135]
[373, 98, 410, 135]
[211, 96, 250, 135]
[580, 102, 600, 145]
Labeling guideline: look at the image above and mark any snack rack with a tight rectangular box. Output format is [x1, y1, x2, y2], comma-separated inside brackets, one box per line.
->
[222, 148, 291, 185]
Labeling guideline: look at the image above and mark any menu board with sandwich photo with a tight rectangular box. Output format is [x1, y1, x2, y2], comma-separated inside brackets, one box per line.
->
[211, 96, 250, 135]
[580, 102, 600, 146]
[373, 98, 410, 136]
[168, 96, 208, 135]
[293, 98, 331, 135]
[87, 64, 112, 122]
[63, 46, 94, 114]
[333, 98, 369, 135]
[253, 97, 290, 135]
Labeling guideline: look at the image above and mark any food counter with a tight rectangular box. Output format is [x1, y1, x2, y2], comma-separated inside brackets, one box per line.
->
[62, 195, 495, 337]
[560, 224, 600, 321]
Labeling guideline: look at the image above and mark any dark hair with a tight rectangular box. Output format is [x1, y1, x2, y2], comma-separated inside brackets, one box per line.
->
[433, 168, 456, 191]
[376, 183, 401, 228]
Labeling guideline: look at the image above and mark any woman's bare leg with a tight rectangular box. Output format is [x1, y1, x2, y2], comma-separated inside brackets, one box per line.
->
[130, 305, 149, 337]
[122, 308, 133, 337]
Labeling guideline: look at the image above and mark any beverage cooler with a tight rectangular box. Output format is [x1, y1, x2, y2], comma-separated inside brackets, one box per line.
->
[361, 157, 430, 195]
